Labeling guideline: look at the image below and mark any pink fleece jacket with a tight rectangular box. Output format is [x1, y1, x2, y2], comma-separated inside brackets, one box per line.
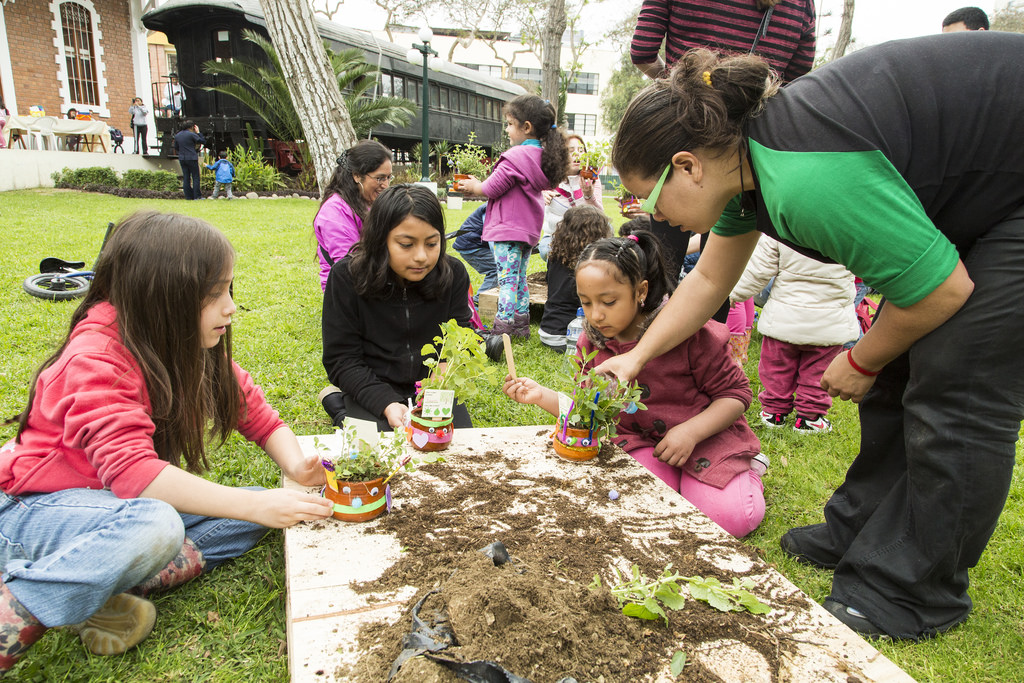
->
[480, 143, 550, 247]
[0, 302, 284, 498]
[314, 194, 362, 290]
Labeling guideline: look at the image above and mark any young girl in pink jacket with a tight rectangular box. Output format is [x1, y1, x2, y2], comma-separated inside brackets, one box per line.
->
[504, 229, 767, 537]
[460, 95, 569, 338]
[0, 211, 331, 674]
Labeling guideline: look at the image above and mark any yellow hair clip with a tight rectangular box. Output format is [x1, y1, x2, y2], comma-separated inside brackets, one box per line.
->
[702, 71, 713, 87]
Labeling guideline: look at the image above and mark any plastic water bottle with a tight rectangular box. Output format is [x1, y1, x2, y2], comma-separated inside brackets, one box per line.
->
[565, 307, 585, 357]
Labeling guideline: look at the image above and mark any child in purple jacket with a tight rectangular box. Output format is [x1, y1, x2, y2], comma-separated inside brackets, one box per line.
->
[459, 95, 568, 338]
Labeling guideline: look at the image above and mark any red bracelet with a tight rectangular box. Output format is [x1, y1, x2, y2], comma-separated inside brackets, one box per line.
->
[846, 350, 881, 377]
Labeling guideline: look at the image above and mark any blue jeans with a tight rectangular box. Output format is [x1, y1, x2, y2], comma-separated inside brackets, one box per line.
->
[455, 243, 497, 303]
[0, 488, 267, 627]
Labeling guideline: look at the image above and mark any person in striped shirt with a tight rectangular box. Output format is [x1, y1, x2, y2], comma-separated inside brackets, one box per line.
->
[630, 0, 816, 83]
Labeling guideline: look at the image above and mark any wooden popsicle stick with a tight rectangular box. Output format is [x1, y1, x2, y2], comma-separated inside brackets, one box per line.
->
[502, 333, 516, 379]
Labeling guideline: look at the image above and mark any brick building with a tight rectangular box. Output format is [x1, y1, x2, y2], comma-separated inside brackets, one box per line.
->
[0, 0, 158, 144]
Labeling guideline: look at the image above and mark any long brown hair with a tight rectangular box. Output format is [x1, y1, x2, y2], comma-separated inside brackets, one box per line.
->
[17, 211, 240, 473]
[612, 48, 780, 181]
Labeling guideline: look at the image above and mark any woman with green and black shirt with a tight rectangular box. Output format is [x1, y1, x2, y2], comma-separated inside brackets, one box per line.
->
[599, 32, 1024, 641]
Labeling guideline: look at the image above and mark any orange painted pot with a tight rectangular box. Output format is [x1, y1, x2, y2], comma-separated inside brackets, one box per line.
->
[322, 476, 389, 522]
[618, 196, 642, 216]
[552, 422, 603, 462]
[453, 173, 470, 191]
[579, 167, 598, 181]
[406, 408, 454, 452]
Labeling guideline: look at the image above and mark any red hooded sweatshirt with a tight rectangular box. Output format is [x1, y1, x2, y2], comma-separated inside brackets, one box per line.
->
[0, 302, 283, 498]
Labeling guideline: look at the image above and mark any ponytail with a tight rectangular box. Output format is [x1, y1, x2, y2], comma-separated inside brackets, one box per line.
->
[577, 229, 675, 315]
[612, 48, 779, 180]
[504, 94, 569, 189]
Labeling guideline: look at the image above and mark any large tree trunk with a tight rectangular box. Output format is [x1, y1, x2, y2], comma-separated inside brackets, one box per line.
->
[540, 0, 567, 114]
[258, 0, 357, 192]
[830, 0, 855, 61]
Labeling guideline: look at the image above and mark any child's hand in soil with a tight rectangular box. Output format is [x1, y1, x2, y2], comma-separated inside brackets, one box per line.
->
[654, 423, 698, 468]
[503, 375, 543, 406]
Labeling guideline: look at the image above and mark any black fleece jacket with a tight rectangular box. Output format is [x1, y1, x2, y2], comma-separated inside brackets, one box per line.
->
[322, 256, 472, 418]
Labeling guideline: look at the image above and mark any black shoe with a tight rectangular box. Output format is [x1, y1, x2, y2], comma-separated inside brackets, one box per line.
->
[483, 334, 504, 363]
[780, 523, 842, 569]
[823, 599, 890, 640]
[318, 386, 346, 427]
[541, 342, 566, 354]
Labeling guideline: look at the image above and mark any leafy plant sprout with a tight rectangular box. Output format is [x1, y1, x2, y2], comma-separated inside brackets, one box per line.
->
[314, 424, 411, 483]
[590, 563, 771, 625]
[446, 131, 492, 179]
[416, 318, 499, 408]
[561, 348, 645, 440]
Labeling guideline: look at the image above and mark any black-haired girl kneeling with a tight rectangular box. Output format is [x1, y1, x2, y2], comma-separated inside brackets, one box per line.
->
[504, 231, 766, 537]
[322, 184, 475, 431]
[0, 212, 331, 674]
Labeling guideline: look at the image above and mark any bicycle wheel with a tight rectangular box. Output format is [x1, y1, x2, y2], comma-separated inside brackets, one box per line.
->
[23, 273, 91, 301]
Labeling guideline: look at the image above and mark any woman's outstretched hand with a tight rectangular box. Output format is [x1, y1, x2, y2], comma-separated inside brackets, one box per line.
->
[593, 351, 644, 386]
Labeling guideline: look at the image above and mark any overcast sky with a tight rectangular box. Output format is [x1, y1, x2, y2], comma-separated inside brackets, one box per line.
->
[334, 0, 1003, 57]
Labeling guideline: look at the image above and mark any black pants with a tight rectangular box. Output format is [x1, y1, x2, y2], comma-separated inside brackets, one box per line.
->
[343, 394, 473, 432]
[179, 159, 201, 200]
[817, 207, 1024, 639]
[133, 125, 148, 154]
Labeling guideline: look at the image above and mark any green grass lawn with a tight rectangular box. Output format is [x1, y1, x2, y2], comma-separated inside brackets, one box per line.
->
[1, 189, 1022, 681]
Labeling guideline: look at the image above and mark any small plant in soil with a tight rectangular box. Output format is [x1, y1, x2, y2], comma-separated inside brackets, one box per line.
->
[315, 424, 411, 483]
[610, 180, 637, 202]
[446, 131, 492, 179]
[563, 348, 645, 440]
[416, 318, 499, 409]
[591, 563, 770, 625]
[574, 139, 610, 178]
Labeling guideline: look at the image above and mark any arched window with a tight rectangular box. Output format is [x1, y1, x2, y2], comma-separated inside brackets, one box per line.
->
[60, 2, 98, 105]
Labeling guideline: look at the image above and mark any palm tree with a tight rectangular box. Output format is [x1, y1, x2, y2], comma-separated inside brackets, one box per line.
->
[202, 29, 415, 143]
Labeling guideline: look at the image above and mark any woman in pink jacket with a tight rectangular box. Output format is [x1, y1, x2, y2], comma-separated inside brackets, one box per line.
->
[460, 95, 569, 337]
[0, 211, 331, 674]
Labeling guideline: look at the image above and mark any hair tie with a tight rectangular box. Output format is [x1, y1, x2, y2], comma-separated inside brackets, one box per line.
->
[627, 234, 639, 242]
[702, 71, 713, 87]
[336, 151, 349, 169]
[551, 124, 557, 129]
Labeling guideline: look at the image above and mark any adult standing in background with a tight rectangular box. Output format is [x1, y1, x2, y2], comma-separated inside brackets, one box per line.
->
[128, 98, 149, 155]
[629, 0, 816, 319]
[172, 120, 205, 200]
[630, 0, 817, 81]
[941, 6, 989, 32]
[163, 74, 184, 116]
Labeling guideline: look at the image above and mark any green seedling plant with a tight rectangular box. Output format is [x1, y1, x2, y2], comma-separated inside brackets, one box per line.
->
[591, 563, 770, 627]
[565, 348, 646, 439]
[314, 425, 411, 482]
[446, 131, 492, 179]
[417, 318, 499, 407]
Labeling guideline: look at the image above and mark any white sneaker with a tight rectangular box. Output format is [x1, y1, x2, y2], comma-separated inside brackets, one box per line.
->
[793, 414, 832, 433]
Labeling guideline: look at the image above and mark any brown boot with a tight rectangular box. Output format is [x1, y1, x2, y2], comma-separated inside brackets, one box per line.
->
[129, 537, 206, 597]
[0, 581, 47, 673]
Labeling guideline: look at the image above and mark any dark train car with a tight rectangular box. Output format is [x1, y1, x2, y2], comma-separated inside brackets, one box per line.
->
[141, 0, 525, 163]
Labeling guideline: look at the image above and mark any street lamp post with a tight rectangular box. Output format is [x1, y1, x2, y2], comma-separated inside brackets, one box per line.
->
[407, 27, 439, 184]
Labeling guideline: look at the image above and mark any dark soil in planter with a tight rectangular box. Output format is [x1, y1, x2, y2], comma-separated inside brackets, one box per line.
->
[341, 442, 810, 682]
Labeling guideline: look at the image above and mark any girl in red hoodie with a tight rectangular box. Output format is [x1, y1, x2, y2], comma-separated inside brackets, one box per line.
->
[503, 230, 767, 537]
[0, 211, 331, 673]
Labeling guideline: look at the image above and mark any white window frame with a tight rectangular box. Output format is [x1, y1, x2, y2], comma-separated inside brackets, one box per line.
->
[51, 0, 110, 118]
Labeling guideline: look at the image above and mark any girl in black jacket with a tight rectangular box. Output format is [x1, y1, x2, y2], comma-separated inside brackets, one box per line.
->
[322, 184, 473, 431]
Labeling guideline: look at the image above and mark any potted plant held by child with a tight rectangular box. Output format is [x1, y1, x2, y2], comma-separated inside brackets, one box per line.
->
[316, 425, 413, 522]
[446, 132, 491, 192]
[554, 348, 646, 461]
[612, 181, 642, 217]
[409, 319, 497, 451]
[575, 140, 610, 181]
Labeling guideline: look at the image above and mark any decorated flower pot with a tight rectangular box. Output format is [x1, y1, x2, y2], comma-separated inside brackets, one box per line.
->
[579, 167, 599, 181]
[322, 476, 389, 522]
[406, 407, 454, 452]
[453, 173, 470, 191]
[618, 196, 642, 216]
[552, 421, 603, 462]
